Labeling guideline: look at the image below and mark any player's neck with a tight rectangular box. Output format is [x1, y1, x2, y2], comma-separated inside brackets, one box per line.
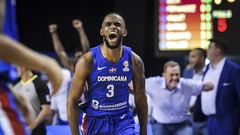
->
[102, 45, 123, 63]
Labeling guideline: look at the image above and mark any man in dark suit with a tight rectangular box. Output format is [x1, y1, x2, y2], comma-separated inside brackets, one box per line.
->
[201, 37, 240, 135]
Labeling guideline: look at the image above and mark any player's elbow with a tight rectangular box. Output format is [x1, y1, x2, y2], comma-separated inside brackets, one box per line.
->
[67, 94, 78, 108]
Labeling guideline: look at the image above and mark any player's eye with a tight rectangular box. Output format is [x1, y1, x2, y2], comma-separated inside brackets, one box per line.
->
[106, 22, 111, 27]
[114, 22, 121, 27]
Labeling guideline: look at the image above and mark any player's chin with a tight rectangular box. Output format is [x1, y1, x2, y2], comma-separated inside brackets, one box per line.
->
[109, 43, 120, 49]
[108, 41, 118, 46]
[107, 39, 119, 46]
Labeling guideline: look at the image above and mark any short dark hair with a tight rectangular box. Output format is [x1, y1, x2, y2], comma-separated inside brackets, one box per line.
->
[209, 37, 228, 54]
[104, 12, 125, 20]
[102, 12, 126, 26]
[192, 48, 207, 59]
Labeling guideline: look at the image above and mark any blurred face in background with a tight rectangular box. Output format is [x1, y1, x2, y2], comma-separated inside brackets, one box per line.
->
[189, 49, 204, 69]
[163, 65, 180, 90]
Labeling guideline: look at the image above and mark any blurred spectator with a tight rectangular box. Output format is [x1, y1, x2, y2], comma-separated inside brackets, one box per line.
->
[146, 61, 213, 135]
[48, 19, 90, 73]
[47, 69, 71, 125]
[201, 37, 240, 135]
[183, 48, 208, 135]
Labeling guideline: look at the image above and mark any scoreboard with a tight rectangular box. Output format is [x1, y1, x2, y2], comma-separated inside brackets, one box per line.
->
[156, 0, 240, 56]
[212, 0, 240, 55]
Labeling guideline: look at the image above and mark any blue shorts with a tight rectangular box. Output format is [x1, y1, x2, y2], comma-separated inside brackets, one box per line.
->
[81, 111, 136, 135]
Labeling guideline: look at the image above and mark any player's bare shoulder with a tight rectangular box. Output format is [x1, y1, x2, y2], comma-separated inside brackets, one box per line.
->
[75, 51, 93, 73]
[131, 52, 144, 73]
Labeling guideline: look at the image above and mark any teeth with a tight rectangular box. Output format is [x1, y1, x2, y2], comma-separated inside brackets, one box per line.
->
[110, 31, 117, 34]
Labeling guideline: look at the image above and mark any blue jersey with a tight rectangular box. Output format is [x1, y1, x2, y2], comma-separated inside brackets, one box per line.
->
[85, 45, 133, 116]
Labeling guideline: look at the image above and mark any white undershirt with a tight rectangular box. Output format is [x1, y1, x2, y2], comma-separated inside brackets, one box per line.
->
[201, 58, 225, 115]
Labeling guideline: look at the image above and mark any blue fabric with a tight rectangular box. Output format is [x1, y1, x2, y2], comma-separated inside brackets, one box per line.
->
[182, 68, 194, 79]
[3, 0, 18, 40]
[0, 126, 4, 135]
[207, 115, 238, 135]
[46, 124, 153, 135]
[86, 45, 132, 116]
[83, 111, 135, 135]
[1, 0, 18, 82]
[151, 120, 192, 135]
[205, 59, 240, 135]
[192, 121, 208, 135]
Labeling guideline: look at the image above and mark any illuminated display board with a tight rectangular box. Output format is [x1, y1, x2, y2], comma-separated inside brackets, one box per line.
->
[158, 0, 213, 53]
[212, 0, 240, 55]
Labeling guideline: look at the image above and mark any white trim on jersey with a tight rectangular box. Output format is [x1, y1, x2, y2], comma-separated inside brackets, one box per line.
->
[0, 107, 15, 135]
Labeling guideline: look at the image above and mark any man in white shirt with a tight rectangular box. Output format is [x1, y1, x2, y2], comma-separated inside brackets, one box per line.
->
[146, 61, 213, 135]
[49, 69, 72, 125]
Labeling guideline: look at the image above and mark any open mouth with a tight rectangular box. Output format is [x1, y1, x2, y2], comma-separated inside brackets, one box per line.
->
[109, 33, 117, 41]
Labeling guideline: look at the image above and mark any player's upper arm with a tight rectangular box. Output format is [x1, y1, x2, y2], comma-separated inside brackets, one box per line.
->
[68, 52, 93, 100]
[131, 52, 145, 94]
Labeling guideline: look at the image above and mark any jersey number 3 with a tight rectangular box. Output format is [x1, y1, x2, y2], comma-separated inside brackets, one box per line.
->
[106, 84, 114, 97]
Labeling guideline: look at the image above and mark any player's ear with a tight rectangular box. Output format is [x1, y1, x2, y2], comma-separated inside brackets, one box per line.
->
[123, 29, 127, 37]
[100, 28, 103, 36]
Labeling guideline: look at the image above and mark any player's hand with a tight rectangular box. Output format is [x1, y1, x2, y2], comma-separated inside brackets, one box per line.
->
[72, 19, 82, 29]
[48, 24, 58, 34]
[203, 82, 214, 91]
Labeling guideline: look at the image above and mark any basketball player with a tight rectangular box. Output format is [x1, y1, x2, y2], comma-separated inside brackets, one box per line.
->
[67, 13, 148, 135]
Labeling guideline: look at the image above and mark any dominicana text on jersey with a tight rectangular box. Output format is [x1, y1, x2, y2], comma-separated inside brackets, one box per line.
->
[85, 45, 133, 116]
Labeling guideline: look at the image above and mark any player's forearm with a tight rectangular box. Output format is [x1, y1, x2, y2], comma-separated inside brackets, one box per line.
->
[0, 35, 49, 70]
[67, 97, 80, 135]
[30, 105, 51, 130]
[42, 58, 62, 94]
[51, 33, 66, 54]
[0, 0, 5, 33]
[135, 93, 148, 135]
[0, 35, 62, 92]
[76, 28, 90, 53]
[50, 33, 72, 69]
